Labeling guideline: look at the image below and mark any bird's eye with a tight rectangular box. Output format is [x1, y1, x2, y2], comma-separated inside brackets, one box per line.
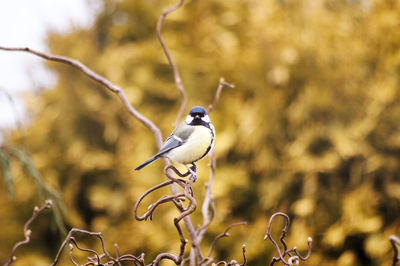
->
[192, 113, 203, 117]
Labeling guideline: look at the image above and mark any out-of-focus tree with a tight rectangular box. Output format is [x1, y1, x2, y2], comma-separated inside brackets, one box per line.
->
[1, 0, 400, 265]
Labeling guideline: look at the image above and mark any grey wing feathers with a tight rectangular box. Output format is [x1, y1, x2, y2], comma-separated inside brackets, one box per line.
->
[155, 135, 183, 156]
[134, 155, 159, 170]
[135, 123, 193, 171]
[156, 122, 194, 156]
[134, 133, 183, 170]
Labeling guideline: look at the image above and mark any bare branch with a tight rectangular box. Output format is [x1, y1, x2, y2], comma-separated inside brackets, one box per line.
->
[207, 77, 235, 114]
[0, 45, 163, 148]
[197, 146, 216, 242]
[134, 179, 186, 221]
[68, 244, 79, 266]
[164, 166, 203, 264]
[151, 215, 188, 266]
[264, 212, 312, 266]
[4, 199, 52, 266]
[1, 5, 238, 265]
[69, 237, 101, 264]
[390, 235, 400, 266]
[241, 244, 247, 266]
[0, 43, 202, 262]
[200, 221, 247, 265]
[157, 0, 187, 126]
[155, 2, 208, 259]
[198, 77, 234, 242]
[51, 228, 145, 266]
[134, 165, 201, 265]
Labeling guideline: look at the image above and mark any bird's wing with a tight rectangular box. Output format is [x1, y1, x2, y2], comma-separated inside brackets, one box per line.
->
[155, 123, 195, 157]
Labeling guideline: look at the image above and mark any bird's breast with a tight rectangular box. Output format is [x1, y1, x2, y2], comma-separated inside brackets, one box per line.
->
[167, 126, 214, 164]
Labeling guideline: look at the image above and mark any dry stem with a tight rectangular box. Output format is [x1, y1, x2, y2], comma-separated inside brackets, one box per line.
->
[157, 0, 187, 126]
[3, 200, 52, 266]
[0, 46, 163, 148]
[207, 77, 235, 114]
[0, 2, 237, 265]
[264, 212, 312, 266]
[51, 228, 145, 266]
[390, 235, 400, 266]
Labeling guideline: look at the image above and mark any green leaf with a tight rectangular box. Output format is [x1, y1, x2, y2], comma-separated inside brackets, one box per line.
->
[0, 149, 13, 200]
[10, 146, 66, 234]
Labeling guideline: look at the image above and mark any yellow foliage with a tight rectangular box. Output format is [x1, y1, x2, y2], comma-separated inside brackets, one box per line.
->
[1, 0, 400, 265]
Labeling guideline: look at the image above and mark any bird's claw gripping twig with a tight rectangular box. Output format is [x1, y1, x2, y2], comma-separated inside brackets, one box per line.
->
[186, 164, 198, 182]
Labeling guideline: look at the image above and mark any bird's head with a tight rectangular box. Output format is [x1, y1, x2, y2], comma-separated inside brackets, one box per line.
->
[185, 106, 211, 126]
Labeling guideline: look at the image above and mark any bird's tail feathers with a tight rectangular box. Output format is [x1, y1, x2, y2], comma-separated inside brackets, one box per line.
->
[135, 155, 159, 170]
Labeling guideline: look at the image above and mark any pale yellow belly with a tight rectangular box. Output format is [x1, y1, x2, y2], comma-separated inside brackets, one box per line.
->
[167, 126, 213, 164]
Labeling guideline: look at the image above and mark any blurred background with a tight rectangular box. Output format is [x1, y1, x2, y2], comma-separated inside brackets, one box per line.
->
[1, 0, 400, 265]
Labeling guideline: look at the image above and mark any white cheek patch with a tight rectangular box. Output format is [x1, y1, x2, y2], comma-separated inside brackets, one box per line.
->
[202, 115, 211, 123]
[185, 115, 193, 124]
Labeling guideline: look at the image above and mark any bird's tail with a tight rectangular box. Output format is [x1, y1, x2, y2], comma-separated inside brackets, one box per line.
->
[135, 155, 159, 170]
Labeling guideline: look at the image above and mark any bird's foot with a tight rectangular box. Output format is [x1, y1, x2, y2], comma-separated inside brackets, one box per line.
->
[186, 164, 198, 182]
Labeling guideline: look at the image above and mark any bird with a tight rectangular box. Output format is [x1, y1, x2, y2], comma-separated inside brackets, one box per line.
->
[135, 106, 215, 181]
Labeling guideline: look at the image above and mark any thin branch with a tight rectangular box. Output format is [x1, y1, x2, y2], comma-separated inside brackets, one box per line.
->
[0, 43, 203, 263]
[202, 222, 247, 264]
[51, 228, 145, 266]
[4, 199, 52, 266]
[69, 237, 101, 264]
[51, 228, 99, 266]
[164, 166, 203, 263]
[195, 78, 235, 265]
[155, 2, 207, 261]
[265, 212, 290, 265]
[241, 244, 247, 266]
[68, 244, 79, 266]
[0, 46, 163, 148]
[390, 235, 400, 266]
[291, 237, 312, 261]
[135, 189, 186, 221]
[156, 0, 187, 126]
[134, 165, 200, 265]
[264, 212, 312, 266]
[1, 8, 235, 265]
[151, 216, 188, 266]
[197, 145, 216, 242]
[114, 244, 122, 266]
[207, 77, 235, 114]
[198, 77, 234, 242]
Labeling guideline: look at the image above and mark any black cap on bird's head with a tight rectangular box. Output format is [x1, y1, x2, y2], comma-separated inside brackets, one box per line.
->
[189, 106, 207, 117]
[185, 106, 211, 125]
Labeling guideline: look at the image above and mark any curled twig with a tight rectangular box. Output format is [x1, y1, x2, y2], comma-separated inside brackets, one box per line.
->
[207, 247, 247, 266]
[208, 222, 247, 258]
[1, 2, 238, 265]
[51, 228, 145, 266]
[264, 212, 312, 266]
[157, 0, 187, 126]
[390, 235, 400, 266]
[134, 179, 185, 221]
[151, 213, 189, 266]
[200, 222, 247, 265]
[4, 199, 52, 266]
[135, 165, 199, 265]
[68, 244, 79, 266]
